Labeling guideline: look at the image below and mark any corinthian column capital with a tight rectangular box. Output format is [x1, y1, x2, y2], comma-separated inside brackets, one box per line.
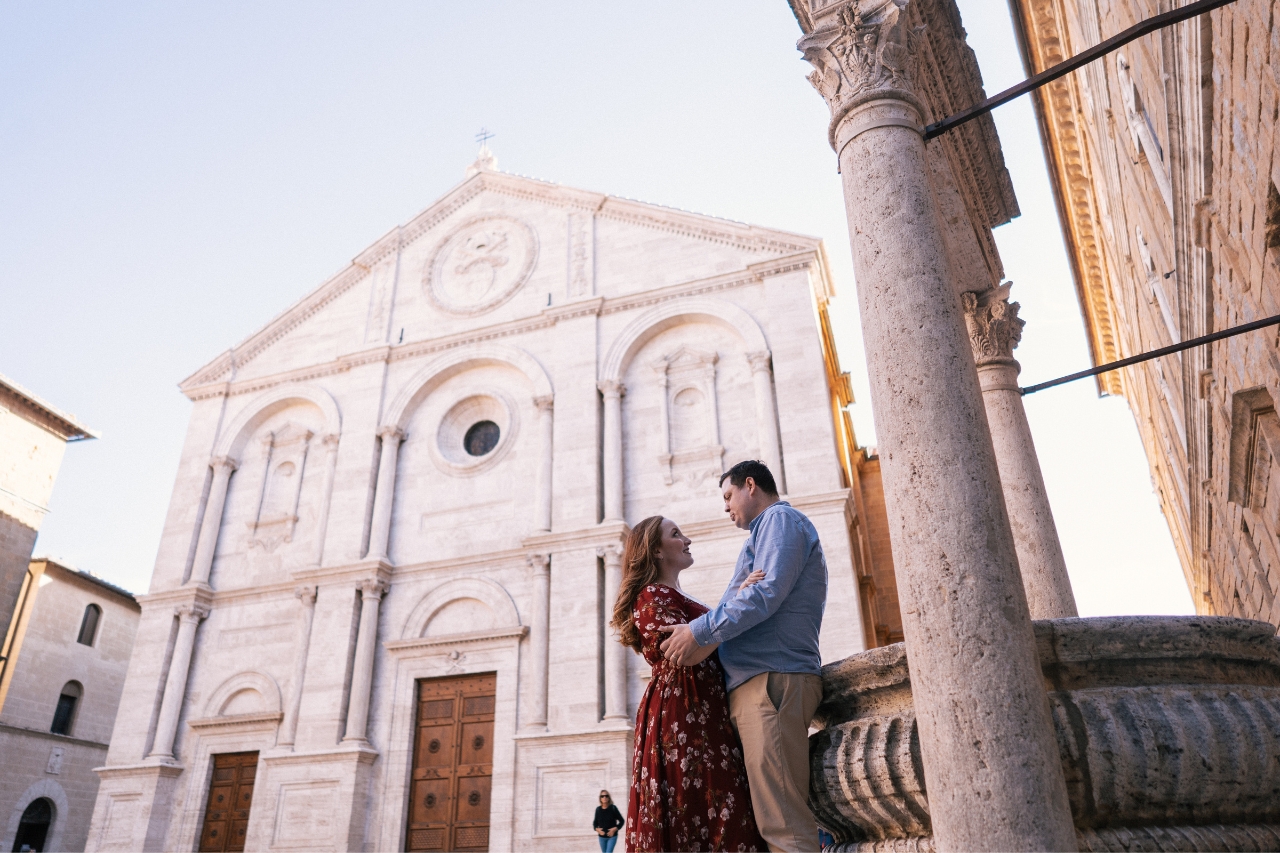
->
[176, 603, 210, 623]
[357, 578, 388, 600]
[377, 425, 405, 443]
[211, 455, 239, 474]
[797, 0, 926, 145]
[597, 380, 625, 400]
[960, 283, 1025, 367]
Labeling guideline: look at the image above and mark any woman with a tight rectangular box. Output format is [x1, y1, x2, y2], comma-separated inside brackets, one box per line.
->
[593, 790, 624, 852]
[610, 515, 767, 853]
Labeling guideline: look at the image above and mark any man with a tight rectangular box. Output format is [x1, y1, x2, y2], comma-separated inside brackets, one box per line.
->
[659, 459, 827, 852]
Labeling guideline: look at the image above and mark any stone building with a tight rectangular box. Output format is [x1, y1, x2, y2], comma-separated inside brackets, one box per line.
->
[1010, 0, 1280, 626]
[84, 153, 897, 852]
[0, 374, 97, 638]
[0, 558, 140, 853]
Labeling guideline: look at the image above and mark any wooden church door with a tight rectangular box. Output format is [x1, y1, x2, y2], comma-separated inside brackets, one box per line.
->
[405, 672, 497, 852]
[198, 751, 258, 852]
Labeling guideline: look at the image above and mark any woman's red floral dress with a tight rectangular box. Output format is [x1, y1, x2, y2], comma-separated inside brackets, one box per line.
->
[627, 584, 766, 853]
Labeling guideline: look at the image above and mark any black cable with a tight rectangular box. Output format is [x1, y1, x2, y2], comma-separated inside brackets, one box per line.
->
[1020, 313, 1280, 395]
[923, 0, 1238, 140]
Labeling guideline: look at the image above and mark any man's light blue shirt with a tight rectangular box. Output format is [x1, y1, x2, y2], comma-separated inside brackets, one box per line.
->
[688, 501, 827, 691]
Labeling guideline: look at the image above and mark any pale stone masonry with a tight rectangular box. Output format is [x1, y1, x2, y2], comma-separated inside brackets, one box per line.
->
[1010, 0, 1280, 627]
[0, 558, 140, 853]
[0, 374, 97, 641]
[85, 154, 896, 852]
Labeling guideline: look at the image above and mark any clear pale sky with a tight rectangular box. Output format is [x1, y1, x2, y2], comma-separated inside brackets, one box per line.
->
[0, 1, 1194, 615]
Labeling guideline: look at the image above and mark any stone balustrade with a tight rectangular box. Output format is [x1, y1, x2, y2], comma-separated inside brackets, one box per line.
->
[810, 616, 1280, 852]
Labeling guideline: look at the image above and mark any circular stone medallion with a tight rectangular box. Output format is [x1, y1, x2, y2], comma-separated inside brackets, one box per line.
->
[425, 215, 537, 315]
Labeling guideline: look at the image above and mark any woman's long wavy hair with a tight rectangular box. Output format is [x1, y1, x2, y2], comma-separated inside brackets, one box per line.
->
[609, 515, 667, 652]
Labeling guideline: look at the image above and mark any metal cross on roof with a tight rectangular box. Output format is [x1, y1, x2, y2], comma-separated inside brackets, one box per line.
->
[475, 127, 495, 147]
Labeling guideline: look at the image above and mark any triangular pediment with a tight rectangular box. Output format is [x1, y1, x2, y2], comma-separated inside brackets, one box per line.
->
[179, 169, 821, 396]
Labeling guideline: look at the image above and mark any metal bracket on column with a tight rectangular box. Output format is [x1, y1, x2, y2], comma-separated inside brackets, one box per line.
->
[923, 0, 1238, 141]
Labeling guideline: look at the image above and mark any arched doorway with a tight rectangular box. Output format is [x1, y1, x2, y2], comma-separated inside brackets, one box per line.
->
[12, 798, 52, 852]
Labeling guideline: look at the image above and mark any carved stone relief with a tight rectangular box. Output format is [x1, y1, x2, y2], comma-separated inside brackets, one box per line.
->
[566, 210, 595, 298]
[424, 215, 538, 315]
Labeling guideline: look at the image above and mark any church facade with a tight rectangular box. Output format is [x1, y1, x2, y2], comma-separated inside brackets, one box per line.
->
[84, 156, 894, 852]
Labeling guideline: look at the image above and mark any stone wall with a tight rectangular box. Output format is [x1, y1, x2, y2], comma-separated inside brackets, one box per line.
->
[1011, 0, 1280, 627]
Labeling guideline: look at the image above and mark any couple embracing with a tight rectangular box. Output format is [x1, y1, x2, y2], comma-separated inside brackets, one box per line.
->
[609, 460, 828, 853]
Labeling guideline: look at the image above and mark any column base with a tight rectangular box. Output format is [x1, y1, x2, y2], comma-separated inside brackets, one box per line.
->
[85, 762, 185, 852]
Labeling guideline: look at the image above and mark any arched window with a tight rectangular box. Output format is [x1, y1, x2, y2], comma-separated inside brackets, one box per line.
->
[13, 797, 53, 852]
[50, 681, 81, 736]
[76, 604, 101, 647]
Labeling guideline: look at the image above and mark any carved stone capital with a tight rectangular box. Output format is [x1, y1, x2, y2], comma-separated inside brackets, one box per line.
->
[210, 455, 239, 475]
[295, 584, 318, 607]
[533, 394, 554, 412]
[527, 553, 550, 577]
[176, 603, 211, 623]
[961, 283, 1024, 367]
[596, 544, 623, 566]
[797, 0, 926, 144]
[598, 380, 625, 400]
[357, 579, 388, 600]
[746, 350, 774, 375]
[377, 425, 405, 443]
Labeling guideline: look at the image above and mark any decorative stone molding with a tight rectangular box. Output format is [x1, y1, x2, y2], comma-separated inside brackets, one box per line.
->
[810, 616, 1280, 849]
[176, 603, 211, 623]
[798, 0, 926, 145]
[960, 282, 1023, 367]
[357, 578, 388, 600]
[424, 215, 538, 316]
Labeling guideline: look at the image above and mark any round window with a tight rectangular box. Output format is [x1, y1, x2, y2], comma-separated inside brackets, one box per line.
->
[464, 420, 500, 457]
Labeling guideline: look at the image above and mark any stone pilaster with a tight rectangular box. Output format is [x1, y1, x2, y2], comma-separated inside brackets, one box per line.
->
[599, 382, 625, 522]
[148, 603, 209, 760]
[366, 427, 404, 561]
[962, 284, 1078, 619]
[524, 553, 551, 731]
[278, 585, 318, 748]
[533, 395, 554, 532]
[796, 2, 1076, 849]
[342, 579, 386, 743]
[746, 350, 785, 491]
[597, 544, 628, 722]
[188, 456, 237, 586]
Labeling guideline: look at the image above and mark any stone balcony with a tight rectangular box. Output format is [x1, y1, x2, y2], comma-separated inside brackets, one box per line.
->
[810, 616, 1280, 852]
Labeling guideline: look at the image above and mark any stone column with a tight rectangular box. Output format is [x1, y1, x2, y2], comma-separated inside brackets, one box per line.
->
[796, 3, 1076, 850]
[312, 434, 341, 566]
[278, 585, 317, 749]
[747, 351, 785, 490]
[599, 382, 625, 522]
[148, 603, 209, 760]
[366, 427, 404, 562]
[598, 545, 628, 722]
[962, 285, 1078, 619]
[533, 396, 554, 532]
[188, 457, 238, 586]
[343, 579, 386, 743]
[525, 553, 550, 731]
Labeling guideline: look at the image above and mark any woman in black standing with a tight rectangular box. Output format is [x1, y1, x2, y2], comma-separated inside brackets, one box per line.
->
[593, 790, 624, 852]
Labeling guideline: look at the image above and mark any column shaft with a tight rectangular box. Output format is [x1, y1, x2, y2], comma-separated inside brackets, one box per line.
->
[525, 554, 550, 730]
[963, 287, 1078, 619]
[148, 604, 208, 759]
[343, 580, 385, 743]
[798, 5, 1075, 848]
[189, 458, 237, 586]
[278, 585, 317, 748]
[600, 383, 624, 522]
[748, 352, 785, 489]
[533, 397, 554, 532]
[313, 435, 340, 566]
[366, 428, 403, 561]
[600, 546, 627, 721]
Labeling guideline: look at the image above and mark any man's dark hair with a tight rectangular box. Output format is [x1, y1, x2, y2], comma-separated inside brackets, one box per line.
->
[718, 460, 778, 496]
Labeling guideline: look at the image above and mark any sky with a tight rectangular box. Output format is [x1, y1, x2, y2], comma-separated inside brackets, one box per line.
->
[0, 1, 1194, 616]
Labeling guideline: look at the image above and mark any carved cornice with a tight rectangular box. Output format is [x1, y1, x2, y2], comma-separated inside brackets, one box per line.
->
[384, 626, 528, 655]
[179, 256, 822, 403]
[1007, 0, 1122, 395]
[961, 282, 1024, 367]
[187, 711, 283, 732]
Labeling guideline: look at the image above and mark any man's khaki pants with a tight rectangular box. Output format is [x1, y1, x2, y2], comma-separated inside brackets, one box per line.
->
[728, 671, 824, 852]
